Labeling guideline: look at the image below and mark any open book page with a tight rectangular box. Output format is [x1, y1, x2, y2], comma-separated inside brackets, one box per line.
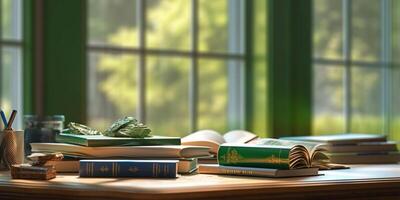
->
[181, 130, 225, 154]
[223, 130, 258, 144]
[253, 138, 332, 169]
[254, 138, 325, 153]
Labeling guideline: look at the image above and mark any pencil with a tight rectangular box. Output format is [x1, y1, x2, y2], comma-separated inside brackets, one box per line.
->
[0, 110, 7, 128]
[6, 110, 17, 130]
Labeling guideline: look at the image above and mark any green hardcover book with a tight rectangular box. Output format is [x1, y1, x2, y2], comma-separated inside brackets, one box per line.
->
[218, 138, 333, 170]
[56, 133, 181, 147]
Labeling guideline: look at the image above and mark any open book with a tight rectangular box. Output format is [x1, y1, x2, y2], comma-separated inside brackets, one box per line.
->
[219, 138, 346, 170]
[181, 130, 258, 154]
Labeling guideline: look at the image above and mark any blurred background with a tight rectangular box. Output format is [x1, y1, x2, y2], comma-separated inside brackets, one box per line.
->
[1, 0, 399, 141]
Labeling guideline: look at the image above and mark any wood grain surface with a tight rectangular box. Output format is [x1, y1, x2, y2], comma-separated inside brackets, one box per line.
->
[0, 164, 399, 200]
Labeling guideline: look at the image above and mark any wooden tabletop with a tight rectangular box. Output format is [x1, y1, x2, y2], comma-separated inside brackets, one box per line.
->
[0, 164, 400, 200]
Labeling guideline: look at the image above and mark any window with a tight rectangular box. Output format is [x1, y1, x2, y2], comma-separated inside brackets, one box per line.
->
[87, 0, 245, 136]
[313, 0, 393, 135]
[0, 0, 23, 129]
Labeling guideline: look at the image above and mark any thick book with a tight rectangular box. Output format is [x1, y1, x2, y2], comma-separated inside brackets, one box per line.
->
[79, 160, 178, 178]
[181, 130, 258, 154]
[218, 138, 336, 170]
[281, 134, 387, 145]
[325, 142, 398, 153]
[198, 164, 319, 178]
[327, 152, 400, 164]
[49, 158, 197, 174]
[31, 143, 210, 158]
[56, 133, 181, 147]
[46, 160, 80, 173]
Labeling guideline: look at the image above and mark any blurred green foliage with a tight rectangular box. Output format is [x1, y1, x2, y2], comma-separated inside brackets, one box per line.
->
[86, 0, 400, 139]
[313, 0, 400, 142]
[88, 0, 233, 136]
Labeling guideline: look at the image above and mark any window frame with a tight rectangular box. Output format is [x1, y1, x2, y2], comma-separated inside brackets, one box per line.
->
[0, 0, 24, 129]
[312, 0, 392, 134]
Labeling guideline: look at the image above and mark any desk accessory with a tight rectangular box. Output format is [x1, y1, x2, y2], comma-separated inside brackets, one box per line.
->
[11, 152, 63, 180]
[11, 164, 56, 180]
[0, 110, 18, 170]
[0, 110, 8, 128]
[24, 115, 65, 155]
[64, 117, 151, 138]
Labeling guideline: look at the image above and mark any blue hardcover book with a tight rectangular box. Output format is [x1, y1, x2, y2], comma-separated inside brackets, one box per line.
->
[79, 160, 178, 178]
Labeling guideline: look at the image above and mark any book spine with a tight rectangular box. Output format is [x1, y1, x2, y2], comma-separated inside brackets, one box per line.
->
[218, 145, 291, 169]
[79, 161, 177, 178]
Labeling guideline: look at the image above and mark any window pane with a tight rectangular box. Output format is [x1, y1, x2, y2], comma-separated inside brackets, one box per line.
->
[146, 56, 190, 136]
[351, 66, 384, 133]
[391, 66, 400, 141]
[1, 0, 22, 40]
[146, 0, 190, 50]
[351, 0, 381, 62]
[87, 52, 137, 130]
[252, 0, 268, 135]
[391, 1, 400, 141]
[313, 0, 343, 59]
[199, 0, 228, 53]
[313, 64, 345, 134]
[88, 0, 138, 47]
[1, 47, 23, 130]
[198, 59, 228, 133]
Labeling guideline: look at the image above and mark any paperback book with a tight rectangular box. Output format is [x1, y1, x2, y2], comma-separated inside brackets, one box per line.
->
[198, 164, 319, 178]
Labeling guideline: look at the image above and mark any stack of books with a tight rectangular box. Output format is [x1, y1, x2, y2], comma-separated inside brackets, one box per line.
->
[30, 133, 210, 178]
[281, 134, 400, 164]
[197, 138, 345, 178]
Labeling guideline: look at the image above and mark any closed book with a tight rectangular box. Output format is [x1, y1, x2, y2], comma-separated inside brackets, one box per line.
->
[31, 143, 210, 158]
[327, 152, 400, 164]
[55, 158, 196, 174]
[79, 160, 178, 178]
[218, 139, 330, 170]
[56, 133, 181, 147]
[198, 164, 319, 178]
[281, 134, 387, 145]
[325, 142, 398, 153]
[46, 160, 80, 173]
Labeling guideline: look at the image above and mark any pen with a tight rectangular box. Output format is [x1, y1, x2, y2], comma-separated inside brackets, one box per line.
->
[0, 110, 8, 128]
[6, 110, 17, 130]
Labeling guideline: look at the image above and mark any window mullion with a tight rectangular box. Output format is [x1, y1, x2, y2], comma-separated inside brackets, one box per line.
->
[343, 0, 352, 133]
[381, 0, 392, 135]
[137, 0, 146, 123]
[189, 0, 199, 132]
[227, 0, 244, 129]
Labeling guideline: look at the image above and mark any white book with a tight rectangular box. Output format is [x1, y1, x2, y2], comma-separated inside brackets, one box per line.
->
[31, 143, 210, 158]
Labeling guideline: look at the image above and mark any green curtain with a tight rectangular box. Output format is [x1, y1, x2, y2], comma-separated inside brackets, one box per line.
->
[246, 0, 312, 138]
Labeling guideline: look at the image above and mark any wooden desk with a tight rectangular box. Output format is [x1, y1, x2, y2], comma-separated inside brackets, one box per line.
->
[0, 164, 399, 200]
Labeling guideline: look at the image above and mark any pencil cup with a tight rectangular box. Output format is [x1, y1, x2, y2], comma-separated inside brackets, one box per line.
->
[0, 130, 24, 166]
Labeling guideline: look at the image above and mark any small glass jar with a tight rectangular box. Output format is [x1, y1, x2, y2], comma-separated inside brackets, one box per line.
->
[24, 115, 65, 156]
